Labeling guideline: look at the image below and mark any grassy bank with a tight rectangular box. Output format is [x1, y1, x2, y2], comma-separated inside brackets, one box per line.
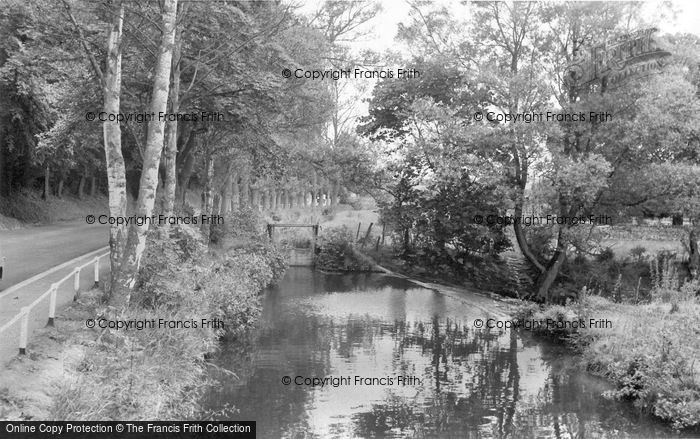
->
[0, 212, 286, 420]
[0, 190, 108, 229]
[513, 281, 700, 430]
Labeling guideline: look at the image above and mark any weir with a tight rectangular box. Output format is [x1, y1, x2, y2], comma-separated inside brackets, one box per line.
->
[266, 223, 319, 267]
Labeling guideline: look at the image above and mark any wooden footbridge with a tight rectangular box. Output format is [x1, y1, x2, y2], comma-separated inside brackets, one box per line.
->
[267, 223, 319, 267]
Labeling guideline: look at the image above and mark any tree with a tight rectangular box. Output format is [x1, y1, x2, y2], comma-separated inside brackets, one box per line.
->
[109, 0, 178, 305]
[361, 1, 700, 301]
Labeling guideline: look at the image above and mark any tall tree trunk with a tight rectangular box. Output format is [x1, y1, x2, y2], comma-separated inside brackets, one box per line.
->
[178, 150, 195, 206]
[77, 173, 86, 199]
[163, 12, 183, 217]
[57, 178, 64, 198]
[510, 143, 545, 274]
[261, 191, 268, 211]
[90, 174, 97, 197]
[111, 0, 178, 307]
[252, 188, 260, 211]
[535, 197, 572, 302]
[212, 194, 220, 215]
[102, 1, 128, 296]
[231, 172, 239, 211]
[42, 165, 50, 199]
[221, 172, 232, 215]
[175, 124, 196, 204]
[240, 173, 250, 207]
[689, 229, 699, 280]
[331, 181, 339, 206]
[535, 234, 567, 303]
[0, 122, 6, 197]
[200, 147, 214, 236]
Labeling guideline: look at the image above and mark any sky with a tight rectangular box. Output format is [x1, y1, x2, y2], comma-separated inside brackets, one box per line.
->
[294, 0, 699, 131]
[299, 0, 700, 52]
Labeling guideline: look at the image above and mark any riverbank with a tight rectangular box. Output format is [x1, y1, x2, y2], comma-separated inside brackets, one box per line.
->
[367, 240, 700, 432]
[0, 221, 286, 420]
[513, 284, 700, 431]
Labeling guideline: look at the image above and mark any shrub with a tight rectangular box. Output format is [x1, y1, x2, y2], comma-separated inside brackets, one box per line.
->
[210, 207, 266, 247]
[134, 223, 209, 309]
[514, 287, 700, 430]
[629, 245, 647, 262]
[349, 199, 363, 211]
[200, 260, 263, 339]
[51, 216, 283, 420]
[0, 190, 53, 223]
[596, 247, 615, 262]
[316, 225, 373, 272]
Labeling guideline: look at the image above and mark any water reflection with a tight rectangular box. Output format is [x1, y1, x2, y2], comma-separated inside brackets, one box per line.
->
[205, 268, 685, 438]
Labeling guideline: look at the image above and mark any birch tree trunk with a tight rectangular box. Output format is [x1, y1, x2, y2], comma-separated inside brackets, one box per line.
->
[102, 1, 128, 295]
[163, 10, 183, 217]
[111, 0, 178, 307]
[200, 146, 214, 236]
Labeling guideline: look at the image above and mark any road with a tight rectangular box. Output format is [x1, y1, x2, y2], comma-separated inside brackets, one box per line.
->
[0, 221, 108, 291]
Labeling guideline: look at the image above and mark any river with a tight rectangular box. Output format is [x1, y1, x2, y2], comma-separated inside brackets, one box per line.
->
[204, 268, 687, 438]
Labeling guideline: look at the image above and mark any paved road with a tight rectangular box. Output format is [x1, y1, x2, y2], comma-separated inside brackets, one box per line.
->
[0, 221, 108, 291]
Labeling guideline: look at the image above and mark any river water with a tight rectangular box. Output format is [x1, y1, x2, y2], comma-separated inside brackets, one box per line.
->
[205, 268, 686, 438]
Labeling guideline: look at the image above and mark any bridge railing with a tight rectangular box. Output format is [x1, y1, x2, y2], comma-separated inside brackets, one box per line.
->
[0, 251, 109, 356]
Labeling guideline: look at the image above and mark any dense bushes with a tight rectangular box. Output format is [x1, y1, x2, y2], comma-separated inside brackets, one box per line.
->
[51, 218, 286, 420]
[538, 243, 692, 303]
[315, 225, 374, 272]
[380, 159, 510, 275]
[209, 207, 265, 247]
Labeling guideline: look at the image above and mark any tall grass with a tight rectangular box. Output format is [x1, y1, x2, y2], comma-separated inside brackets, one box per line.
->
[514, 260, 700, 430]
[49, 219, 284, 420]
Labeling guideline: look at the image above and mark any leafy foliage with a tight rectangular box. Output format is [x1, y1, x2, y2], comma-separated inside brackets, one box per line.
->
[515, 284, 700, 430]
[315, 225, 373, 272]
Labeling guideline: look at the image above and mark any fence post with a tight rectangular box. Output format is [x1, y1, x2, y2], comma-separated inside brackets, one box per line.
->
[312, 224, 319, 256]
[73, 267, 81, 301]
[47, 283, 58, 326]
[19, 307, 29, 355]
[93, 257, 100, 288]
[362, 223, 374, 249]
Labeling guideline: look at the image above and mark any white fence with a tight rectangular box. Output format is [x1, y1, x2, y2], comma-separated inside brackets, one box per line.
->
[0, 251, 109, 356]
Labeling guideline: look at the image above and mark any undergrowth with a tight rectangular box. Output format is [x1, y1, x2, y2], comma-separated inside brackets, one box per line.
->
[50, 212, 287, 420]
[0, 190, 107, 225]
[513, 274, 700, 430]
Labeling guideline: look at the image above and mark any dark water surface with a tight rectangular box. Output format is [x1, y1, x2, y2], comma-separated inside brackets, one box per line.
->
[204, 268, 687, 439]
